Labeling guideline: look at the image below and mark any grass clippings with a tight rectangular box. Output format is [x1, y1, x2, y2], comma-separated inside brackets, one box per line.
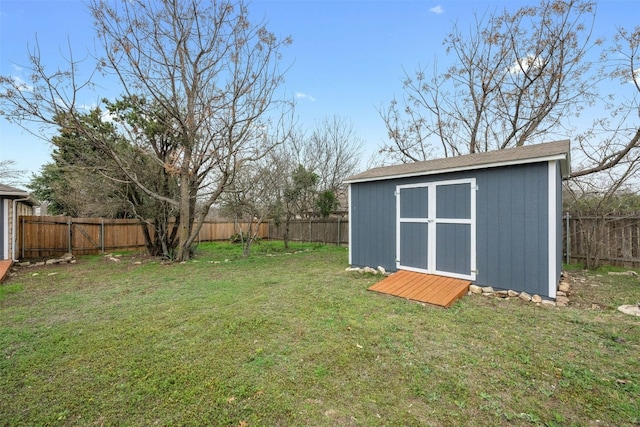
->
[1, 242, 639, 426]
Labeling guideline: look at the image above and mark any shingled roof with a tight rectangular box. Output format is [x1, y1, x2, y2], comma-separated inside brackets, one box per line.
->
[345, 140, 570, 184]
[0, 183, 39, 205]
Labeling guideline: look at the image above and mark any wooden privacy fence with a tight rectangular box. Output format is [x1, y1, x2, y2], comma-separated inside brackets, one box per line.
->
[268, 218, 349, 245]
[564, 212, 640, 268]
[18, 216, 269, 258]
[22, 213, 640, 267]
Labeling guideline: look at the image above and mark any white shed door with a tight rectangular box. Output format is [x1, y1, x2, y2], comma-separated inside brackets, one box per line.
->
[396, 179, 476, 281]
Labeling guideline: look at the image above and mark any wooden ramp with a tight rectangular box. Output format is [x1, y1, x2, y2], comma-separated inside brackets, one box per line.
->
[368, 270, 470, 308]
[0, 259, 13, 283]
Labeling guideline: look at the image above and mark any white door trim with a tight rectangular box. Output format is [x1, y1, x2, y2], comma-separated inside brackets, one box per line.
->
[396, 178, 476, 280]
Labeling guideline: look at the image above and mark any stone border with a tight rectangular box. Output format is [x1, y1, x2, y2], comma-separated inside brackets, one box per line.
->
[345, 266, 389, 275]
[468, 273, 572, 307]
[14, 253, 76, 268]
[348, 266, 572, 307]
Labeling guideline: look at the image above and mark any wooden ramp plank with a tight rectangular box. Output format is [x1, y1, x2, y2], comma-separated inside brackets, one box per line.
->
[369, 270, 470, 308]
[0, 259, 13, 283]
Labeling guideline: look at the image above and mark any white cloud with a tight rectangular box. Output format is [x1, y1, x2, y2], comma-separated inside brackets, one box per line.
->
[10, 75, 32, 92]
[295, 92, 316, 102]
[429, 5, 444, 14]
[508, 55, 543, 75]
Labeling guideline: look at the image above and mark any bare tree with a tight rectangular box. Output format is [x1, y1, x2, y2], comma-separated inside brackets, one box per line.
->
[563, 25, 640, 268]
[219, 127, 294, 257]
[0, 0, 292, 261]
[379, 0, 638, 183]
[289, 115, 362, 219]
[299, 116, 363, 193]
[0, 160, 26, 187]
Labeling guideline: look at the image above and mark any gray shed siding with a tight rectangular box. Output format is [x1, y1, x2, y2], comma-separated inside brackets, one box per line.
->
[350, 180, 397, 272]
[475, 162, 549, 295]
[350, 161, 557, 297]
[0, 199, 5, 259]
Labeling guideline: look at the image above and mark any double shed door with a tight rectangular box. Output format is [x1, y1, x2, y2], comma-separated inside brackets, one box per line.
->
[396, 179, 476, 281]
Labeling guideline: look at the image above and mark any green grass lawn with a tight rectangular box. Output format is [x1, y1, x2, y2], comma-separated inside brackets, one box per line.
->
[1, 241, 639, 426]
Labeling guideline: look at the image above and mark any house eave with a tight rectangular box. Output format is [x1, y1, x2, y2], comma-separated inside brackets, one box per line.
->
[0, 192, 40, 206]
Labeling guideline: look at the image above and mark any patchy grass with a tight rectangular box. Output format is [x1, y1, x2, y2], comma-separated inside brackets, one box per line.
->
[1, 242, 639, 426]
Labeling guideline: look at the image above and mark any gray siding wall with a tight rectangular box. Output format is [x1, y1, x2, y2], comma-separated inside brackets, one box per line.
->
[350, 181, 397, 272]
[350, 160, 556, 297]
[475, 162, 549, 296]
[0, 199, 4, 259]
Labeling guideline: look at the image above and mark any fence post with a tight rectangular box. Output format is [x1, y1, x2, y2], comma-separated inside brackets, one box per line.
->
[101, 218, 105, 254]
[337, 217, 341, 246]
[67, 219, 72, 255]
[21, 216, 25, 259]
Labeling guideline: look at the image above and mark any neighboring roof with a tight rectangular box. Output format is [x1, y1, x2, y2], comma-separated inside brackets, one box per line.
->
[345, 140, 571, 184]
[0, 183, 39, 206]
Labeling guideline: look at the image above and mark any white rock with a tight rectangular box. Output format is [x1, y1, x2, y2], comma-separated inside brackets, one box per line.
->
[617, 305, 640, 316]
[363, 267, 377, 274]
[519, 292, 532, 302]
[469, 284, 483, 294]
[377, 266, 386, 275]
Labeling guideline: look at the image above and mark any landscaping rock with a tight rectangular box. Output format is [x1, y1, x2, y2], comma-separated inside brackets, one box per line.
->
[481, 286, 494, 294]
[377, 266, 386, 275]
[531, 294, 543, 303]
[345, 267, 360, 272]
[507, 290, 520, 297]
[495, 290, 509, 298]
[469, 284, 483, 294]
[556, 295, 570, 307]
[556, 291, 567, 297]
[541, 300, 556, 307]
[519, 292, 532, 302]
[363, 267, 377, 274]
[617, 304, 640, 316]
[559, 282, 570, 292]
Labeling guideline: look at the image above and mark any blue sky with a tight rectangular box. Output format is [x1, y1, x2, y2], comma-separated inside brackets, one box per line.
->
[1, 0, 638, 184]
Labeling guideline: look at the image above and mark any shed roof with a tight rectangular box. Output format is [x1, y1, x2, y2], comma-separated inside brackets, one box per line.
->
[345, 140, 570, 184]
[0, 183, 39, 206]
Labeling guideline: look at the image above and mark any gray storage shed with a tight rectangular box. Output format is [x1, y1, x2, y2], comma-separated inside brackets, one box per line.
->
[345, 140, 571, 299]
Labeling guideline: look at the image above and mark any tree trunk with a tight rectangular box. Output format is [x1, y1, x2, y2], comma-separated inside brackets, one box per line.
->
[176, 171, 192, 261]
